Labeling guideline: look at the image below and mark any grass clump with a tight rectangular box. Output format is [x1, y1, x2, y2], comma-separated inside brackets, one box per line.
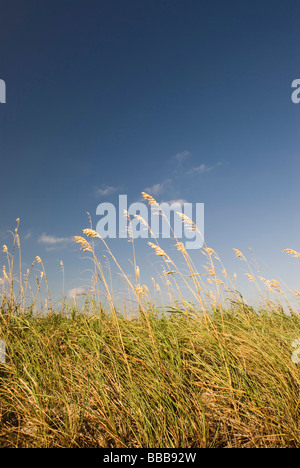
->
[0, 202, 299, 447]
[1, 307, 300, 448]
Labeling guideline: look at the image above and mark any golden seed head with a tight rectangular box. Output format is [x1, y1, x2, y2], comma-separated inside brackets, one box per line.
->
[82, 228, 100, 239]
[245, 273, 256, 282]
[141, 192, 158, 206]
[259, 276, 282, 293]
[233, 248, 245, 260]
[283, 249, 300, 259]
[203, 265, 215, 276]
[74, 236, 93, 252]
[35, 256, 42, 263]
[134, 284, 147, 296]
[16, 234, 20, 248]
[205, 247, 216, 255]
[177, 212, 194, 226]
[148, 242, 168, 258]
[270, 279, 281, 289]
[175, 242, 186, 254]
[222, 268, 228, 278]
[2, 245, 8, 253]
[2, 265, 8, 280]
[133, 214, 148, 226]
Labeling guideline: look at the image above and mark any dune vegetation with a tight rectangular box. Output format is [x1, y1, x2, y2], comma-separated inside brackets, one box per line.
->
[0, 196, 300, 448]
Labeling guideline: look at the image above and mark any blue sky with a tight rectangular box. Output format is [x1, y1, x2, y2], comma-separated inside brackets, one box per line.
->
[0, 0, 299, 307]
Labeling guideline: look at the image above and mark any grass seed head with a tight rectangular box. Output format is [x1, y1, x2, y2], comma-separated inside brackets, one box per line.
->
[283, 249, 300, 259]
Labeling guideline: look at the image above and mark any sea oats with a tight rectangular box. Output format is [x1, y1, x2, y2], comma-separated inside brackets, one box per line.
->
[222, 268, 228, 278]
[35, 256, 42, 263]
[205, 248, 216, 255]
[259, 276, 271, 289]
[163, 270, 176, 276]
[2, 245, 8, 253]
[216, 278, 225, 286]
[177, 212, 194, 225]
[175, 242, 186, 254]
[74, 236, 92, 252]
[233, 248, 246, 260]
[16, 234, 20, 248]
[148, 242, 168, 258]
[133, 214, 148, 226]
[259, 276, 282, 293]
[203, 265, 215, 276]
[270, 279, 281, 289]
[142, 192, 158, 206]
[245, 273, 256, 282]
[152, 277, 161, 293]
[2, 265, 8, 281]
[82, 228, 100, 239]
[283, 249, 300, 259]
[134, 284, 148, 296]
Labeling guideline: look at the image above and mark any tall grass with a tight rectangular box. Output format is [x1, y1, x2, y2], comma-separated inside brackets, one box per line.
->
[0, 199, 299, 448]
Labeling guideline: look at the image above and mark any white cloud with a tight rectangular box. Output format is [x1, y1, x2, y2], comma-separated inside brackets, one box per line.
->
[24, 230, 32, 240]
[143, 183, 164, 196]
[161, 199, 187, 206]
[187, 162, 223, 175]
[94, 185, 119, 197]
[187, 164, 211, 174]
[38, 233, 74, 246]
[174, 151, 190, 162]
[68, 287, 85, 299]
[143, 179, 171, 197]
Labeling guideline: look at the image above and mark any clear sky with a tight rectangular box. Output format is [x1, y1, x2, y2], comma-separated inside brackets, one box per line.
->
[0, 0, 299, 307]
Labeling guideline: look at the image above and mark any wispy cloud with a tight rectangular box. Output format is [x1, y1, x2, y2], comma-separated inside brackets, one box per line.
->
[174, 150, 191, 162]
[38, 233, 73, 245]
[186, 162, 223, 175]
[68, 287, 85, 299]
[38, 233, 74, 251]
[94, 185, 120, 197]
[143, 179, 171, 197]
[161, 199, 187, 206]
[24, 230, 32, 240]
[187, 163, 211, 174]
